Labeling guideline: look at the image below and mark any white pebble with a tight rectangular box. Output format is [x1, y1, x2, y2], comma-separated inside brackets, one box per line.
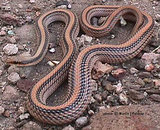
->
[3, 44, 18, 55]
[49, 48, 55, 53]
[75, 116, 88, 127]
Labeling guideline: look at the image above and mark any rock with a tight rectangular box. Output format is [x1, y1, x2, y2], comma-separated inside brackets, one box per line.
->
[128, 89, 145, 100]
[98, 106, 106, 111]
[75, 116, 88, 128]
[7, 30, 15, 35]
[0, 13, 19, 25]
[146, 89, 160, 94]
[17, 79, 36, 92]
[92, 17, 98, 26]
[56, 1, 70, 9]
[19, 113, 30, 120]
[0, 30, 6, 36]
[153, 79, 160, 87]
[141, 53, 160, 64]
[138, 72, 153, 78]
[8, 36, 16, 44]
[2, 85, 19, 101]
[83, 104, 160, 130]
[22, 121, 42, 130]
[7, 72, 20, 84]
[29, 0, 36, 4]
[135, 59, 146, 70]
[0, 106, 5, 115]
[101, 91, 108, 100]
[107, 74, 119, 82]
[88, 110, 94, 116]
[0, 70, 2, 76]
[111, 68, 126, 78]
[102, 0, 107, 3]
[150, 94, 160, 102]
[115, 83, 123, 94]
[119, 93, 128, 105]
[3, 44, 18, 55]
[94, 94, 102, 102]
[105, 83, 116, 92]
[120, 16, 127, 26]
[8, 65, 20, 74]
[26, 16, 32, 23]
[137, 78, 145, 87]
[49, 48, 55, 53]
[145, 64, 155, 71]
[92, 61, 113, 79]
[130, 67, 139, 74]
[155, 14, 160, 22]
[62, 125, 75, 130]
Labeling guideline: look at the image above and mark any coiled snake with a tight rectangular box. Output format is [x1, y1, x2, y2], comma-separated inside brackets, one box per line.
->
[6, 5, 154, 124]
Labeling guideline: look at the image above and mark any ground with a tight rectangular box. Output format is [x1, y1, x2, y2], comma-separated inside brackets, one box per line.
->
[0, 0, 160, 130]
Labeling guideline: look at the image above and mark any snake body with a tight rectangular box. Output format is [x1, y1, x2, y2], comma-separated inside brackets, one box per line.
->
[6, 5, 154, 124]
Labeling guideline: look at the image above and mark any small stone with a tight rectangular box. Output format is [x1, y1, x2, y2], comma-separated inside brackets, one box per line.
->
[90, 97, 96, 103]
[49, 48, 55, 53]
[93, 61, 113, 79]
[128, 89, 145, 100]
[102, 0, 107, 3]
[75, 116, 88, 128]
[47, 61, 55, 67]
[3, 110, 10, 117]
[153, 79, 160, 87]
[26, 16, 32, 23]
[19, 67, 32, 78]
[120, 16, 127, 26]
[94, 94, 102, 102]
[8, 30, 15, 35]
[138, 72, 153, 78]
[29, 0, 36, 4]
[8, 72, 20, 84]
[0, 106, 5, 115]
[111, 68, 126, 78]
[62, 125, 75, 130]
[22, 121, 42, 130]
[101, 91, 108, 100]
[0, 30, 6, 36]
[8, 65, 20, 74]
[56, 1, 69, 8]
[150, 94, 160, 102]
[107, 95, 116, 103]
[2, 85, 19, 101]
[105, 83, 116, 92]
[155, 14, 160, 22]
[18, 107, 25, 114]
[81, 34, 93, 43]
[111, 34, 115, 39]
[56, 5, 67, 9]
[8, 37, 16, 44]
[19, 113, 30, 120]
[130, 67, 139, 74]
[88, 110, 94, 116]
[67, 4, 72, 9]
[36, 11, 41, 16]
[119, 93, 128, 105]
[98, 106, 105, 111]
[115, 83, 123, 93]
[141, 53, 160, 64]
[0, 70, 2, 76]
[3, 44, 18, 55]
[18, 4, 23, 9]
[145, 64, 155, 71]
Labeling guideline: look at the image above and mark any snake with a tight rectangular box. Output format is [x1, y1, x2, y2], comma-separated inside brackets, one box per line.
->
[6, 5, 154, 125]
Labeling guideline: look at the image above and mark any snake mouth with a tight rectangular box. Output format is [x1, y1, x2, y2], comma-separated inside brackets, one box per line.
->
[5, 56, 21, 65]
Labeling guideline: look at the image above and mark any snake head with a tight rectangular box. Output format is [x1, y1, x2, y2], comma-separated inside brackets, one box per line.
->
[5, 56, 22, 65]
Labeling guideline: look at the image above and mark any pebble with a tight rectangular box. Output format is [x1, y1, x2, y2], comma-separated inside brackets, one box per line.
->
[0, 30, 6, 36]
[141, 53, 160, 64]
[56, 1, 70, 9]
[88, 110, 94, 116]
[130, 67, 139, 74]
[111, 68, 126, 78]
[7, 72, 20, 84]
[105, 83, 116, 92]
[153, 79, 160, 87]
[150, 94, 160, 102]
[8, 37, 16, 44]
[75, 116, 88, 128]
[119, 93, 128, 105]
[98, 106, 106, 111]
[115, 83, 123, 93]
[0, 106, 5, 115]
[62, 125, 75, 130]
[120, 16, 127, 26]
[0, 70, 2, 76]
[26, 16, 32, 23]
[19, 113, 30, 120]
[19, 67, 32, 78]
[145, 64, 155, 71]
[47, 61, 55, 67]
[155, 14, 160, 22]
[29, 0, 36, 4]
[138, 72, 153, 78]
[94, 94, 102, 102]
[49, 48, 56, 53]
[2, 85, 19, 101]
[128, 89, 145, 100]
[102, 0, 107, 3]
[101, 91, 108, 100]
[3, 44, 18, 55]
[22, 121, 42, 130]
[8, 65, 20, 74]
[81, 34, 93, 43]
[8, 30, 15, 35]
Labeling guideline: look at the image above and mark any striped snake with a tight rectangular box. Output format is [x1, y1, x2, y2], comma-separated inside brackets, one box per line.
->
[6, 5, 154, 124]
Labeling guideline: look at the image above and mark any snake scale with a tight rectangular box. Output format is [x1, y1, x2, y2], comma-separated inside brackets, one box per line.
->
[6, 5, 154, 124]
